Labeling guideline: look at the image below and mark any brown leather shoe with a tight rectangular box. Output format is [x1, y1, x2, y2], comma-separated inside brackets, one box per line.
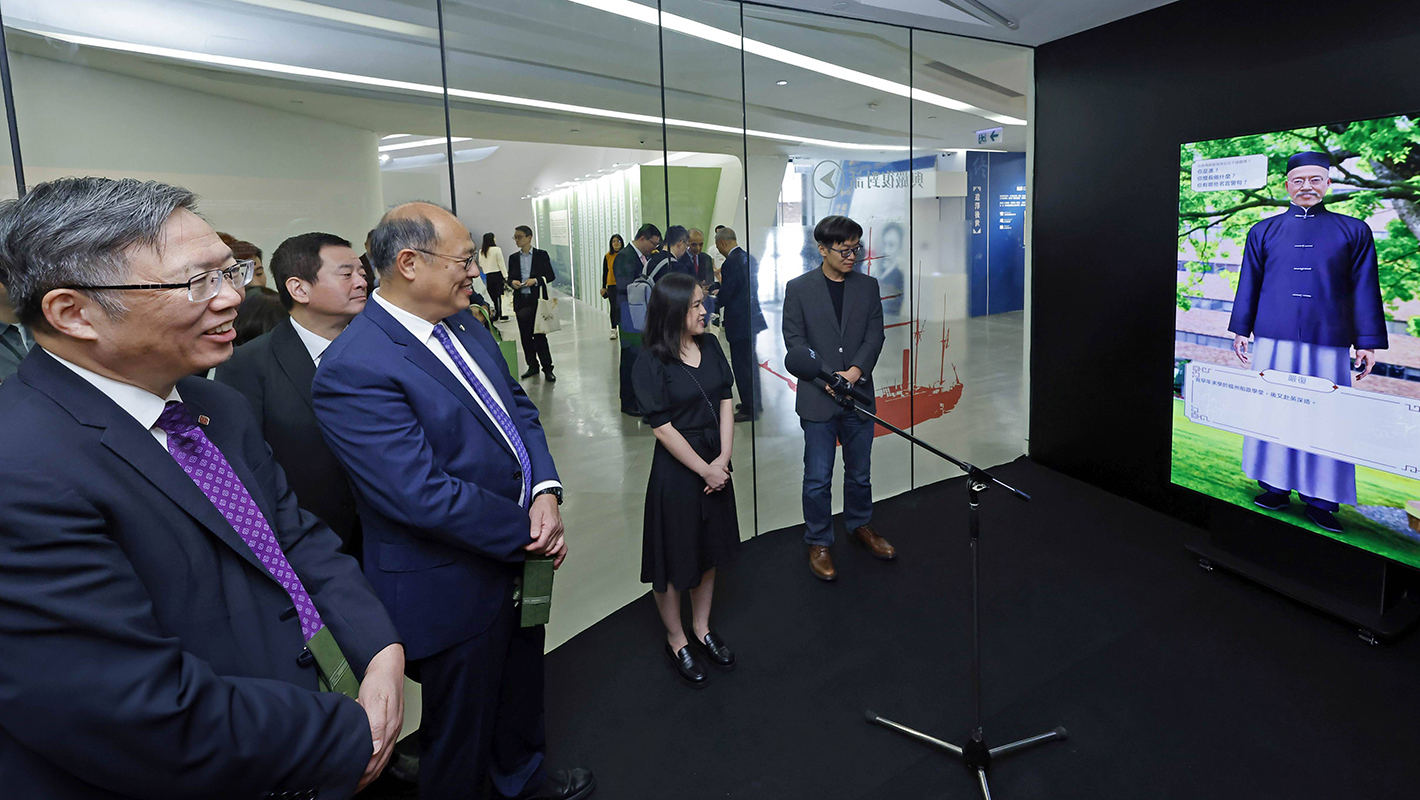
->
[851, 525, 897, 560]
[808, 545, 837, 581]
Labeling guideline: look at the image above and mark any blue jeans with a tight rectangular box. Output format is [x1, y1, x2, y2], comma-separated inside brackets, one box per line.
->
[802, 410, 875, 546]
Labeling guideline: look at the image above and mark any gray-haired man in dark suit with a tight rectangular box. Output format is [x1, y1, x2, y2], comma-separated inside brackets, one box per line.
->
[782, 215, 896, 582]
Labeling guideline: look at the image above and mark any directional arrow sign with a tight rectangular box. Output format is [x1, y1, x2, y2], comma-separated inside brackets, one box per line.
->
[976, 126, 1004, 146]
[812, 160, 842, 198]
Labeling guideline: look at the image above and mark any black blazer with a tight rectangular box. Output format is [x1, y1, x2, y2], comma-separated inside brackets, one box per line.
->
[215, 318, 360, 558]
[506, 248, 555, 312]
[0, 349, 399, 799]
[718, 247, 768, 343]
[782, 267, 885, 422]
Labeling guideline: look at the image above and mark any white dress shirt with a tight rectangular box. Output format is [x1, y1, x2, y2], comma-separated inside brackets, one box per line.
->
[289, 316, 333, 366]
[47, 350, 179, 448]
[371, 291, 561, 505]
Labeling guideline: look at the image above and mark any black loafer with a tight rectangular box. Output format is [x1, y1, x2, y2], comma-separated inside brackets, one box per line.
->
[665, 643, 707, 689]
[521, 367, 540, 379]
[1253, 490, 1290, 511]
[544, 370, 557, 383]
[1305, 505, 1344, 532]
[696, 631, 735, 671]
[519, 767, 596, 800]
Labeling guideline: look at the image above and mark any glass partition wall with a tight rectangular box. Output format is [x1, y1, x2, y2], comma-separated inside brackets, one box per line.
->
[0, 0, 1032, 645]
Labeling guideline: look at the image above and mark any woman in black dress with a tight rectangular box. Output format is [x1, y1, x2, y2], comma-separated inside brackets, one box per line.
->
[633, 271, 740, 689]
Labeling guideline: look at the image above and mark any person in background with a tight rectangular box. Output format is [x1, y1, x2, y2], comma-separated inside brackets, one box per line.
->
[633, 272, 738, 689]
[360, 228, 380, 291]
[216, 232, 368, 559]
[714, 227, 767, 422]
[876, 221, 906, 320]
[0, 273, 32, 383]
[508, 225, 557, 383]
[602, 234, 624, 340]
[233, 285, 288, 347]
[686, 229, 714, 286]
[481, 232, 508, 321]
[0, 176, 403, 798]
[783, 215, 896, 582]
[614, 223, 661, 415]
[313, 202, 592, 800]
[659, 226, 693, 280]
[219, 232, 267, 289]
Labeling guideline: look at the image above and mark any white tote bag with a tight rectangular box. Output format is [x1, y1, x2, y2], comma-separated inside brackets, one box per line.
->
[534, 296, 561, 334]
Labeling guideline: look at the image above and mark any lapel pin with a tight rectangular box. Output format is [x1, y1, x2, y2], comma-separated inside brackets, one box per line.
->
[459, 323, 466, 331]
[198, 415, 210, 426]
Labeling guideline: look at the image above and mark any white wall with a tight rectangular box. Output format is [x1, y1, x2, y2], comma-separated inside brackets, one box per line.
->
[11, 53, 384, 254]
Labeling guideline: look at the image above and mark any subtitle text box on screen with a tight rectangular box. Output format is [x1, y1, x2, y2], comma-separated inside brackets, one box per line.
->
[1183, 362, 1420, 479]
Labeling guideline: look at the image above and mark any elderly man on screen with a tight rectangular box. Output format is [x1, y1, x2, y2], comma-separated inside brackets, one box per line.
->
[1227, 151, 1389, 533]
[0, 177, 404, 798]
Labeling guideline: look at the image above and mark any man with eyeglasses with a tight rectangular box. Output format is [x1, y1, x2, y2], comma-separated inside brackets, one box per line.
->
[216, 232, 368, 560]
[312, 202, 590, 800]
[508, 225, 557, 382]
[1227, 151, 1389, 533]
[783, 215, 896, 582]
[0, 177, 404, 798]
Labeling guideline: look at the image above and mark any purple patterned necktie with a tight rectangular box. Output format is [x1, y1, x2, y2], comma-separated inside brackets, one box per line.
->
[430, 324, 533, 507]
[157, 400, 325, 641]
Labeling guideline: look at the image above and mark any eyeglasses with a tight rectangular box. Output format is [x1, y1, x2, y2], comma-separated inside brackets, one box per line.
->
[60, 260, 254, 303]
[1287, 176, 1329, 189]
[829, 244, 865, 259]
[415, 248, 478, 271]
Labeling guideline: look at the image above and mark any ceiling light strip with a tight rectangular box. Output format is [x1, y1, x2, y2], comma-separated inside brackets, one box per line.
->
[378, 136, 472, 152]
[564, 0, 1025, 126]
[31, 28, 910, 151]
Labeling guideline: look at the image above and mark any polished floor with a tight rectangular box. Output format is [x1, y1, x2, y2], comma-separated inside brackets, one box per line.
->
[494, 290, 1027, 649]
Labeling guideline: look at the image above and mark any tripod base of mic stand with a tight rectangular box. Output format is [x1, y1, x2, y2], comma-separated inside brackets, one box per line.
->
[865, 710, 1066, 800]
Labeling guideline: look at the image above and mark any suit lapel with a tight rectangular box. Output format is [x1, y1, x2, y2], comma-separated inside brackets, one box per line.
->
[270, 320, 317, 414]
[364, 300, 516, 458]
[447, 313, 520, 423]
[21, 353, 281, 583]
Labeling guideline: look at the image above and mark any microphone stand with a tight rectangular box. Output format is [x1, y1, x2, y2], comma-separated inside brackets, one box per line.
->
[816, 382, 1066, 799]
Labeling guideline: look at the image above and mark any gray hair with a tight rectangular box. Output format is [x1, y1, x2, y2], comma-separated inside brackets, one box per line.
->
[369, 201, 448, 275]
[715, 226, 737, 244]
[0, 177, 198, 328]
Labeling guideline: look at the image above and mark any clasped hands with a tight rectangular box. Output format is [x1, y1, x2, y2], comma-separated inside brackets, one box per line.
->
[699, 454, 731, 495]
[526, 492, 567, 568]
[1233, 334, 1376, 379]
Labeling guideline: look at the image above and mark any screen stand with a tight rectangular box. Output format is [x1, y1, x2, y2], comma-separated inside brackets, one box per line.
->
[1186, 503, 1420, 644]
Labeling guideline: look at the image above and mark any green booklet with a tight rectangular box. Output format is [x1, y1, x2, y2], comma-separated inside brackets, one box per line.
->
[516, 556, 556, 627]
[307, 626, 360, 700]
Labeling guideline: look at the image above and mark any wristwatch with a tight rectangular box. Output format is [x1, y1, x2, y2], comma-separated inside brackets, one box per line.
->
[534, 486, 564, 505]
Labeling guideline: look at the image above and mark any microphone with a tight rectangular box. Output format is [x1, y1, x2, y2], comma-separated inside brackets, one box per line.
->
[785, 345, 874, 406]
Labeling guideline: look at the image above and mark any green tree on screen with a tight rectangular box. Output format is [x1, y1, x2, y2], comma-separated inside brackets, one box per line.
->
[1177, 116, 1420, 315]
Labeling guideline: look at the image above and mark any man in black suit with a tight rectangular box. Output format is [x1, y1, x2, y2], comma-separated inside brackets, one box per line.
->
[216, 232, 367, 559]
[612, 223, 661, 415]
[686, 228, 714, 285]
[508, 224, 556, 382]
[714, 227, 767, 422]
[0, 177, 404, 798]
[783, 215, 897, 582]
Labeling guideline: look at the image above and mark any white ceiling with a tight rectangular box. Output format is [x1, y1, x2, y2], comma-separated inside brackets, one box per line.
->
[751, 0, 1181, 47]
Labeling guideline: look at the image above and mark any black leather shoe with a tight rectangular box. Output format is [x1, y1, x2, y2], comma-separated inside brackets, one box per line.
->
[521, 367, 540, 379]
[1254, 490, 1290, 511]
[695, 631, 735, 671]
[665, 643, 707, 689]
[519, 767, 596, 800]
[1305, 505, 1344, 532]
[544, 369, 557, 383]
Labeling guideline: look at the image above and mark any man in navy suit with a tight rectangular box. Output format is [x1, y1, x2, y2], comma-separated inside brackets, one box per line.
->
[0, 177, 404, 798]
[312, 202, 593, 800]
[714, 227, 767, 422]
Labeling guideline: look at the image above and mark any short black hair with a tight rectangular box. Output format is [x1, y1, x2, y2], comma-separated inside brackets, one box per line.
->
[515, 225, 533, 238]
[664, 225, 688, 247]
[643, 271, 701, 364]
[813, 215, 863, 248]
[634, 223, 662, 242]
[270, 232, 352, 310]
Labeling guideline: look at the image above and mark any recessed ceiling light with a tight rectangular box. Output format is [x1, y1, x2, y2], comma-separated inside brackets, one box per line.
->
[776, 80, 788, 86]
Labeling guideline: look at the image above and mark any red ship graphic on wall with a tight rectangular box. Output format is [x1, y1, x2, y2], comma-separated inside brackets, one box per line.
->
[760, 295, 965, 438]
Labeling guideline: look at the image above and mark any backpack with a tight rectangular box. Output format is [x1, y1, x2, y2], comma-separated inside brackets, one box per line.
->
[624, 254, 672, 333]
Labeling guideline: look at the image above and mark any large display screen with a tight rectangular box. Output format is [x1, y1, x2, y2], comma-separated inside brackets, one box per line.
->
[1173, 114, 1420, 567]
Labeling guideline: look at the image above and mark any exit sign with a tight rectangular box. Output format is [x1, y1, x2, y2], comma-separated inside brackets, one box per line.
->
[976, 127, 1004, 146]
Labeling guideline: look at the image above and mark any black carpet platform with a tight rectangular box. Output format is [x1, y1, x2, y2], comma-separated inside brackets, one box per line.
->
[375, 458, 1420, 798]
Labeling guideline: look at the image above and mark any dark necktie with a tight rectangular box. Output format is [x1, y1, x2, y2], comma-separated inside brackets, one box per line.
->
[429, 324, 533, 507]
[156, 401, 326, 640]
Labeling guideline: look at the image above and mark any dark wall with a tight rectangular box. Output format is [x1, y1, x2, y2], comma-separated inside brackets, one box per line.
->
[1030, 0, 1420, 518]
